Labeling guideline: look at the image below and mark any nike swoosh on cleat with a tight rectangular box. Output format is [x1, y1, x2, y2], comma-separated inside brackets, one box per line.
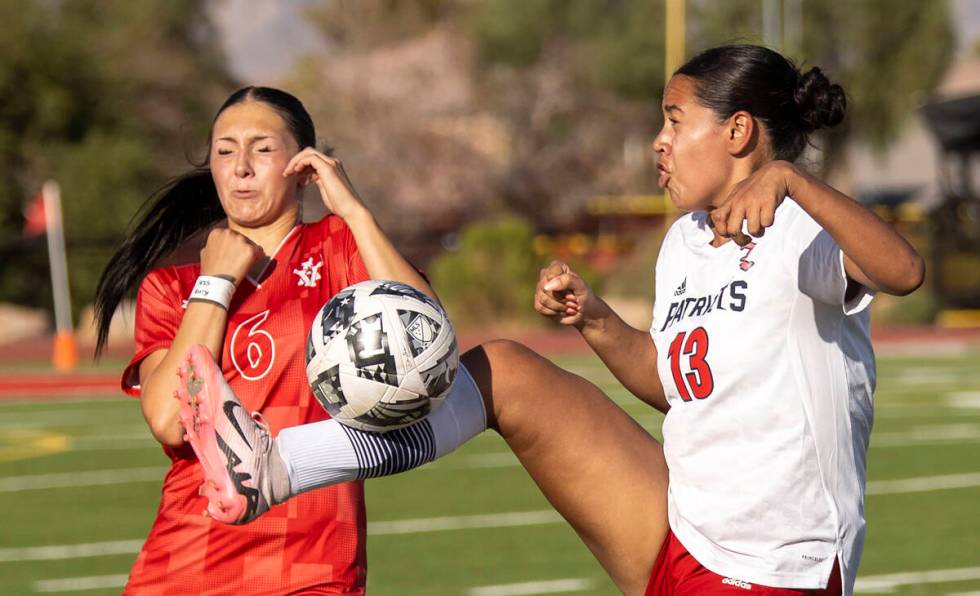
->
[223, 401, 253, 448]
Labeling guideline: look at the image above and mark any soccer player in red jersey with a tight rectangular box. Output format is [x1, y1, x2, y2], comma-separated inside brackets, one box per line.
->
[93, 87, 433, 594]
[172, 47, 925, 596]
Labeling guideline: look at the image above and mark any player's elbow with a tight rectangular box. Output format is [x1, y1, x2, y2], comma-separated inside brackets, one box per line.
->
[891, 253, 926, 296]
[141, 389, 186, 448]
[146, 412, 185, 448]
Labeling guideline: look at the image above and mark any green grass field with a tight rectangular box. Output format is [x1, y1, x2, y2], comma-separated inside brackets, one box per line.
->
[1, 348, 979, 595]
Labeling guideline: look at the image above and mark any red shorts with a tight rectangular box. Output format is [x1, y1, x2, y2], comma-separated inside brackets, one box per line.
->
[645, 530, 842, 595]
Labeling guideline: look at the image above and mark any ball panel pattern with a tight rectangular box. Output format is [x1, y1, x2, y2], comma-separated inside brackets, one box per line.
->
[306, 280, 458, 432]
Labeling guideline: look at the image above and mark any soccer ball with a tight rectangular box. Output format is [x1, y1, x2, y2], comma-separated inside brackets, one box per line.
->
[306, 280, 459, 432]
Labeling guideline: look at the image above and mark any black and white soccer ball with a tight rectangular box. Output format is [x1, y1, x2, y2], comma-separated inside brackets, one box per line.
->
[306, 280, 458, 432]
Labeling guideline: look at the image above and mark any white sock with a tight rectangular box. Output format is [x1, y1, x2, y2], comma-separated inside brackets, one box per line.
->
[277, 363, 487, 496]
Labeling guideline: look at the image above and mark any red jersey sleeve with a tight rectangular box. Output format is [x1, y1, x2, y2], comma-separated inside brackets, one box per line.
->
[121, 268, 183, 396]
[342, 223, 371, 285]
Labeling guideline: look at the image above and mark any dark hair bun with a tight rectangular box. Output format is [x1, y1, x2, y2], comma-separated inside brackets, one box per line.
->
[794, 67, 846, 132]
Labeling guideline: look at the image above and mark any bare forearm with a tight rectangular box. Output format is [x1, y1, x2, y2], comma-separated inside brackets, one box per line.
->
[789, 165, 925, 295]
[345, 209, 437, 301]
[141, 303, 228, 446]
[580, 301, 667, 412]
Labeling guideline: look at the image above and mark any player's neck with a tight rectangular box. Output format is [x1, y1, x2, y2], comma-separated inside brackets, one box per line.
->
[229, 209, 300, 258]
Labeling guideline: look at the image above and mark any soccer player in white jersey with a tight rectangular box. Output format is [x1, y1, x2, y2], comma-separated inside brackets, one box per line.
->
[174, 45, 923, 595]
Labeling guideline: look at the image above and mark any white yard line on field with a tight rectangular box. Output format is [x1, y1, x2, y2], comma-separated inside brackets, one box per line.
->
[67, 438, 158, 451]
[854, 566, 980, 593]
[946, 391, 980, 409]
[870, 424, 980, 447]
[0, 540, 143, 562]
[0, 467, 164, 492]
[870, 407, 980, 420]
[367, 510, 562, 535]
[467, 578, 594, 596]
[32, 573, 596, 595]
[67, 431, 154, 443]
[34, 574, 130, 593]
[12, 507, 980, 591]
[7, 467, 978, 553]
[887, 369, 960, 385]
[1, 510, 563, 563]
[866, 472, 980, 495]
[4, 444, 979, 494]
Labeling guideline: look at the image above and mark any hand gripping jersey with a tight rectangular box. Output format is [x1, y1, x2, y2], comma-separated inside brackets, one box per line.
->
[649, 200, 875, 595]
[121, 216, 370, 595]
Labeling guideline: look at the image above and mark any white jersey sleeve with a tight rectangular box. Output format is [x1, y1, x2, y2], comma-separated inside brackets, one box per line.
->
[789, 209, 875, 315]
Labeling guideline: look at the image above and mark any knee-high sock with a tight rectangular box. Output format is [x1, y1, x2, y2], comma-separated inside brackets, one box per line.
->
[276, 364, 487, 496]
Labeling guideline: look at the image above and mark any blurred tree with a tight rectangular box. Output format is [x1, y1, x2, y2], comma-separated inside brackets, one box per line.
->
[294, 0, 952, 286]
[429, 215, 542, 326]
[298, 0, 489, 241]
[297, 0, 661, 240]
[465, 0, 664, 226]
[689, 0, 955, 178]
[308, 0, 458, 48]
[469, 0, 666, 102]
[803, 0, 954, 178]
[0, 0, 232, 326]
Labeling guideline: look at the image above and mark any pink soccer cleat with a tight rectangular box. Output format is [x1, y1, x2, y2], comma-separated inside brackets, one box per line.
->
[175, 344, 285, 524]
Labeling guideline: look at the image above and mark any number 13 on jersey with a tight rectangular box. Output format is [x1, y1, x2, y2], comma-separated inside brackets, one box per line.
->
[667, 326, 715, 401]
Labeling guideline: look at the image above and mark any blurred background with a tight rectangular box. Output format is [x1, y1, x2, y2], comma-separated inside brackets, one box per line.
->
[0, 1, 978, 594]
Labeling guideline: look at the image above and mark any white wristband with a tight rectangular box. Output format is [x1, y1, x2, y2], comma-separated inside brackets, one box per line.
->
[189, 275, 236, 310]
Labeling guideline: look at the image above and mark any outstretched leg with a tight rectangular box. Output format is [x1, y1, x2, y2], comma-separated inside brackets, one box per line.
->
[464, 340, 668, 595]
[176, 340, 669, 593]
[174, 344, 486, 523]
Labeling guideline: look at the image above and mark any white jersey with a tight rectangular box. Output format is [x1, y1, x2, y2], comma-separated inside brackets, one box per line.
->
[649, 199, 875, 595]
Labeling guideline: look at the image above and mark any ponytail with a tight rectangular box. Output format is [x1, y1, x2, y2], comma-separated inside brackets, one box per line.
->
[93, 168, 223, 355]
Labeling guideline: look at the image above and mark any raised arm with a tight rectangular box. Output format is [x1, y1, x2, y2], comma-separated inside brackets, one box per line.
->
[785, 164, 924, 295]
[711, 160, 925, 296]
[536, 261, 668, 412]
[284, 149, 435, 300]
[139, 229, 262, 447]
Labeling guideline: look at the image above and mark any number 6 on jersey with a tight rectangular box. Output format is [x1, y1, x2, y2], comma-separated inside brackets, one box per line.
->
[667, 326, 714, 401]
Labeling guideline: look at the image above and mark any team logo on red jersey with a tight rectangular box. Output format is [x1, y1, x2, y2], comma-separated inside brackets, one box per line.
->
[739, 242, 757, 271]
[294, 257, 323, 287]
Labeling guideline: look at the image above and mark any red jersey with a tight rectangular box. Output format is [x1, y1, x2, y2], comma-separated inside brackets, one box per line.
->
[121, 216, 370, 595]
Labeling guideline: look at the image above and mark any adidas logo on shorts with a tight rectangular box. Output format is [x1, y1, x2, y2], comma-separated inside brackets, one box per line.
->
[721, 577, 753, 590]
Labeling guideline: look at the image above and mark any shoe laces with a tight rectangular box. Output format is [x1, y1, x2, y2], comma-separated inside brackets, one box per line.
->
[247, 411, 273, 462]
[250, 411, 271, 435]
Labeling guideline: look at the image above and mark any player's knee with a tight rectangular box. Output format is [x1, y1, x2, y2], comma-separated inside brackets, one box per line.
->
[462, 339, 530, 397]
[483, 338, 538, 361]
[462, 339, 552, 414]
[481, 339, 545, 384]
